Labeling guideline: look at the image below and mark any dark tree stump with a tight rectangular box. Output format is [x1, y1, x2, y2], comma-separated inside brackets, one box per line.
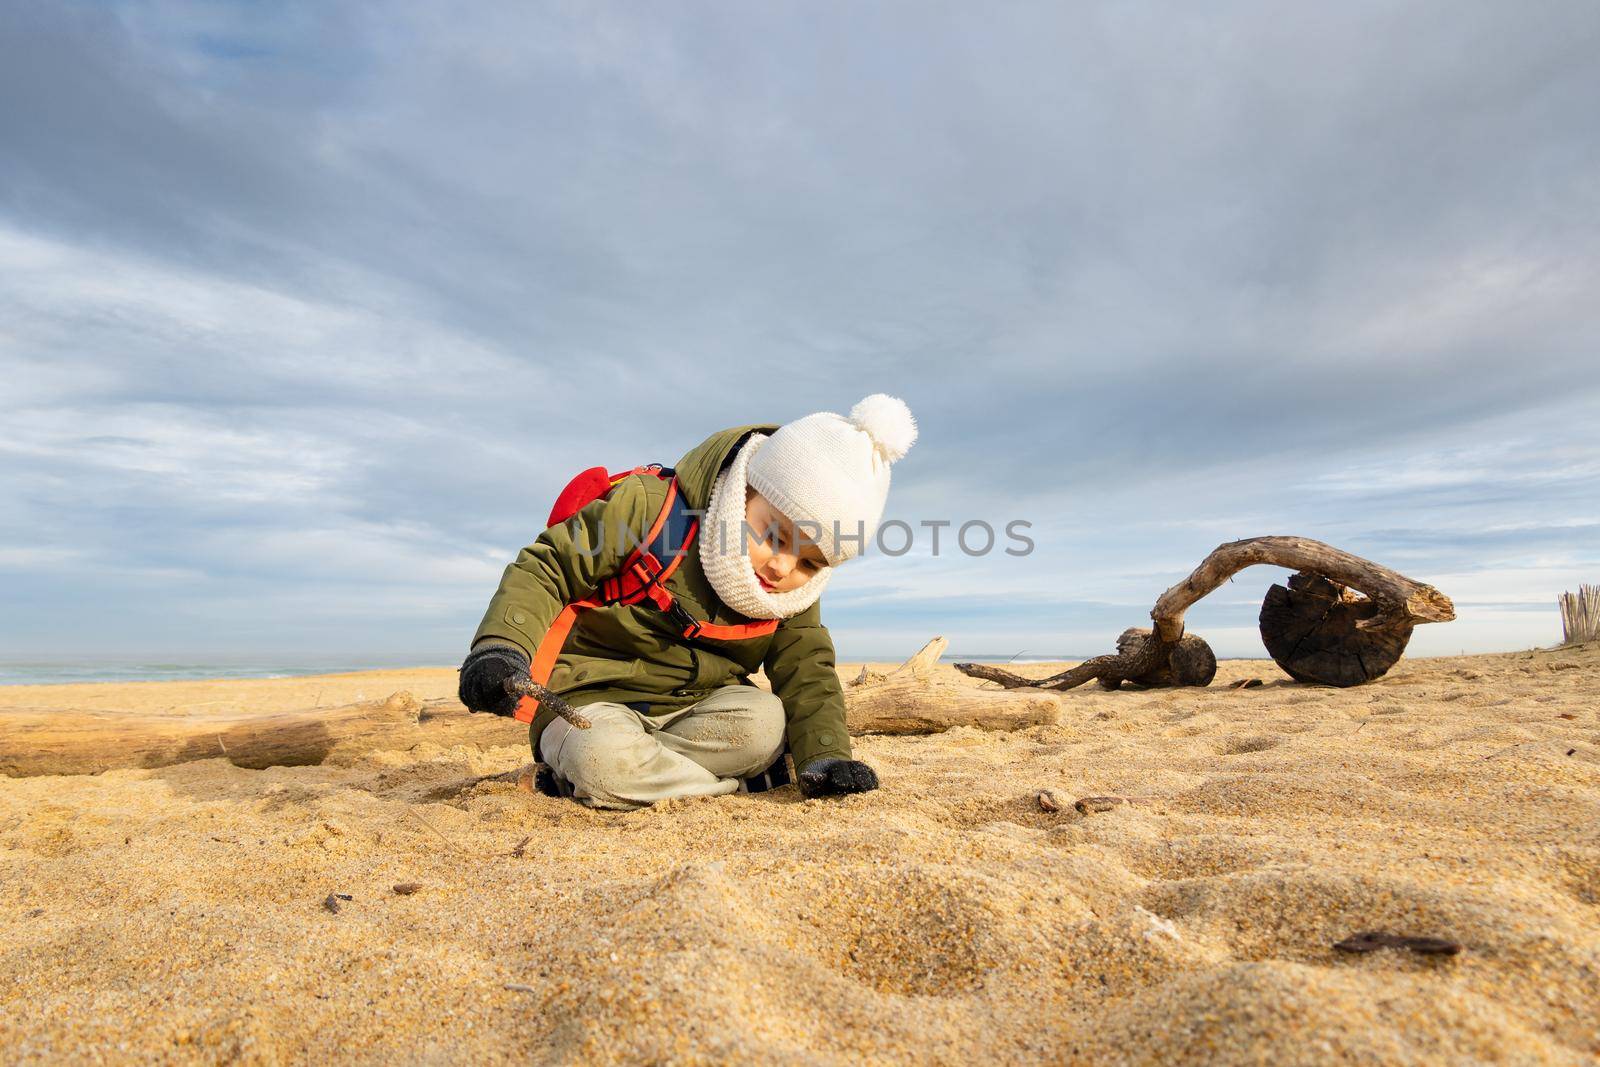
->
[1110, 628, 1217, 689]
[957, 629, 1214, 692]
[1259, 573, 1413, 687]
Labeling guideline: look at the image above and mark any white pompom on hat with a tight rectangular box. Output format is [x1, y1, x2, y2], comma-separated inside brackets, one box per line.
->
[746, 394, 917, 565]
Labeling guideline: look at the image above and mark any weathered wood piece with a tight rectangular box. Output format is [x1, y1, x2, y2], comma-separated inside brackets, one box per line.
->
[0, 692, 523, 778]
[1152, 536, 1453, 643]
[844, 673, 1062, 733]
[1111, 628, 1217, 689]
[956, 536, 1452, 691]
[955, 629, 1212, 692]
[1259, 573, 1412, 686]
[845, 638, 1062, 735]
[894, 636, 949, 677]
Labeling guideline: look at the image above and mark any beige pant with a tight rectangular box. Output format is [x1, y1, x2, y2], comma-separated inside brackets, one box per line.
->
[538, 685, 786, 810]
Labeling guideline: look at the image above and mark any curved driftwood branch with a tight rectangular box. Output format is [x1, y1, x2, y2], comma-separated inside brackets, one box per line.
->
[1151, 536, 1454, 642]
[956, 536, 1454, 692]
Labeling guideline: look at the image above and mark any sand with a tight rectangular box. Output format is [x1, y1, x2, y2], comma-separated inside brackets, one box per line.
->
[1, 646, 1597, 1064]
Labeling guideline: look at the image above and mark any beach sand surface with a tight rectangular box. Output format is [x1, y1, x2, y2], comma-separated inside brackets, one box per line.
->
[2, 646, 1597, 1064]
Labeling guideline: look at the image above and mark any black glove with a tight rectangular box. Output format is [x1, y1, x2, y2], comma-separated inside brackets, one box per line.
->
[798, 757, 879, 798]
[458, 645, 531, 717]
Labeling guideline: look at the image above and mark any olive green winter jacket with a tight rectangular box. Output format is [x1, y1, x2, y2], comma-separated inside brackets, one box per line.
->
[472, 424, 852, 773]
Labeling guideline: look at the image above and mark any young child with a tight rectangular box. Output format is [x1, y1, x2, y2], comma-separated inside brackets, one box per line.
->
[457, 395, 917, 809]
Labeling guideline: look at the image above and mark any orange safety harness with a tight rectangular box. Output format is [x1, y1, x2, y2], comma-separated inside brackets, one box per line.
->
[513, 464, 778, 723]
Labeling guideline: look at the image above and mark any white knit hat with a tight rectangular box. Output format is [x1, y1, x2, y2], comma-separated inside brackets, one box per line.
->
[746, 394, 917, 565]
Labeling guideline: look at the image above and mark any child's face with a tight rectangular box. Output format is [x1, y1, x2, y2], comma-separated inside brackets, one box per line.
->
[743, 489, 828, 593]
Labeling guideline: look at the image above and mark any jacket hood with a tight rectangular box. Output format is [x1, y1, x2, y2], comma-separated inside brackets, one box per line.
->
[673, 423, 780, 512]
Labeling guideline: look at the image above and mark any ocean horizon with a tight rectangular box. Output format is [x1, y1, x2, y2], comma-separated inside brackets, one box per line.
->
[0, 652, 1295, 686]
[0, 657, 455, 687]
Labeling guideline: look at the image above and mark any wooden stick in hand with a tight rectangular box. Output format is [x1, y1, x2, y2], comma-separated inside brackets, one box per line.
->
[503, 676, 592, 729]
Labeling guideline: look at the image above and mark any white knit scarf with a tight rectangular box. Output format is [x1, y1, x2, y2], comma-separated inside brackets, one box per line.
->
[699, 433, 832, 620]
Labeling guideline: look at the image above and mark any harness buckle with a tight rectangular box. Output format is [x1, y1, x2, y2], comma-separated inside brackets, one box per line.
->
[665, 600, 703, 640]
[630, 556, 663, 587]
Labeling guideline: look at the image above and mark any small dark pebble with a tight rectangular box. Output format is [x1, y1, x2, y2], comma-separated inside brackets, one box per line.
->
[1036, 790, 1061, 813]
[1568, 749, 1577, 756]
[1229, 679, 1265, 689]
[1333, 931, 1461, 956]
[393, 883, 422, 895]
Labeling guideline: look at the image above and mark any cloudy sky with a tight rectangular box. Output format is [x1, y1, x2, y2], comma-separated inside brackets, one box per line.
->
[3, 0, 1597, 667]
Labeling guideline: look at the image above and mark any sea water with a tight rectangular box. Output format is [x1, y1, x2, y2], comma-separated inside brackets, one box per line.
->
[0, 653, 1077, 686]
[0, 657, 452, 686]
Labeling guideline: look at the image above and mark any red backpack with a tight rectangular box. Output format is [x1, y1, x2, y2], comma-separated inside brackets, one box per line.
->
[512, 464, 779, 723]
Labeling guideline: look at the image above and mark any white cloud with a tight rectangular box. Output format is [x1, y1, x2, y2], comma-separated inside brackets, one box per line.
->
[0, 404, 355, 506]
[224, 520, 506, 588]
[0, 222, 543, 405]
[0, 546, 85, 570]
[1, 0, 1597, 660]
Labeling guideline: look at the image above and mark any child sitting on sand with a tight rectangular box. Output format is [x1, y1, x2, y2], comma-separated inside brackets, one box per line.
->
[457, 395, 917, 809]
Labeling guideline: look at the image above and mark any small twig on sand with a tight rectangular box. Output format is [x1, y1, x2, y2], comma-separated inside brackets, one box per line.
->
[407, 809, 463, 854]
[1481, 741, 1541, 761]
[509, 835, 532, 859]
[504, 983, 538, 993]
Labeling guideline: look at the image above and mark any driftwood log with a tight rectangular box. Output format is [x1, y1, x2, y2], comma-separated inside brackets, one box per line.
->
[1, 638, 1059, 778]
[1259, 573, 1411, 686]
[958, 536, 1454, 691]
[843, 637, 1062, 735]
[0, 692, 523, 778]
